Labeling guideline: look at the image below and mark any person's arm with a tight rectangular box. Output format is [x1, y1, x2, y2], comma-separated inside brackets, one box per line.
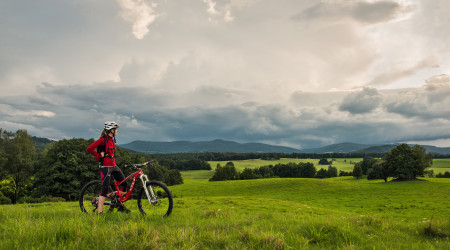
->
[86, 138, 104, 162]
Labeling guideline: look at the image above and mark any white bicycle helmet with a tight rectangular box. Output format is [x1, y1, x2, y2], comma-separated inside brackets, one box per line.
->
[104, 121, 120, 131]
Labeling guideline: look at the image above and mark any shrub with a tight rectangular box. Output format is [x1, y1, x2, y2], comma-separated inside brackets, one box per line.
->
[339, 170, 352, 176]
[0, 191, 11, 204]
[240, 168, 260, 180]
[327, 166, 338, 178]
[17, 195, 66, 204]
[352, 165, 363, 179]
[318, 158, 330, 165]
[316, 168, 328, 179]
[436, 171, 450, 178]
[209, 163, 239, 181]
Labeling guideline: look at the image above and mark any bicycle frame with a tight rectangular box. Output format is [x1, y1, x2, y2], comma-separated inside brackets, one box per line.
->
[111, 168, 152, 203]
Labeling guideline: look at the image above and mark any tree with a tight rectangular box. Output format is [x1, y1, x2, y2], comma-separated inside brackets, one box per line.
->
[33, 138, 98, 200]
[0, 129, 36, 203]
[209, 162, 239, 181]
[327, 166, 338, 178]
[318, 158, 330, 165]
[316, 168, 328, 178]
[254, 165, 274, 178]
[240, 168, 258, 180]
[411, 145, 433, 178]
[436, 172, 450, 178]
[352, 165, 363, 179]
[385, 144, 432, 180]
[301, 163, 317, 178]
[167, 169, 183, 185]
[367, 160, 391, 182]
[355, 158, 378, 175]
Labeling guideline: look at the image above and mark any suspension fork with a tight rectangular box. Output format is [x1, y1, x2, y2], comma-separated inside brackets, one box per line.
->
[139, 173, 157, 204]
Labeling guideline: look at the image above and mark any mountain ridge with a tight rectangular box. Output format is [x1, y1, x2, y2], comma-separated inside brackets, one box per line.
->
[118, 139, 450, 155]
[30, 137, 450, 155]
[119, 139, 302, 153]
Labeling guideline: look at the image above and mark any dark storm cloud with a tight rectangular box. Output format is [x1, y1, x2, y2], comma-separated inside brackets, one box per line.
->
[383, 80, 450, 120]
[2, 80, 450, 148]
[339, 88, 382, 114]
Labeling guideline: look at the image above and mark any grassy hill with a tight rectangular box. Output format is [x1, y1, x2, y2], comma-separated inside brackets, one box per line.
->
[1, 159, 449, 249]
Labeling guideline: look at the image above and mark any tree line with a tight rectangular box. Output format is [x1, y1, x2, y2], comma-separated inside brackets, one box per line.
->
[209, 144, 440, 182]
[137, 150, 450, 162]
[209, 161, 340, 181]
[0, 129, 191, 204]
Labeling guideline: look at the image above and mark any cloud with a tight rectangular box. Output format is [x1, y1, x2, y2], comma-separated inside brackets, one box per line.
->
[202, 0, 256, 22]
[351, 1, 404, 24]
[367, 57, 438, 87]
[382, 80, 450, 120]
[203, 0, 220, 15]
[117, 0, 158, 39]
[339, 88, 382, 114]
[3, 80, 450, 148]
[291, 0, 412, 25]
[2, 0, 450, 148]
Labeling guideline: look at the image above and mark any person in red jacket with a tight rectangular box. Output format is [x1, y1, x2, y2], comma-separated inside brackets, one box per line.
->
[87, 121, 130, 215]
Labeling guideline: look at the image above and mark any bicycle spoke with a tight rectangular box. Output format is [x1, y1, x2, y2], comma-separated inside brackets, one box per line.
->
[138, 181, 173, 217]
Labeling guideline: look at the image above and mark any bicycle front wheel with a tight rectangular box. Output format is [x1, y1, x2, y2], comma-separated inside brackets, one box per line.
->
[137, 180, 173, 217]
[79, 180, 114, 213]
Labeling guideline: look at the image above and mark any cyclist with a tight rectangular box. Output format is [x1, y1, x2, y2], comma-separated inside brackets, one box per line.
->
[86, 121, 130, 215]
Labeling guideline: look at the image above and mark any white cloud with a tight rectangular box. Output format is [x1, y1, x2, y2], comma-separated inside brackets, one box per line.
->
[117, 0, 158, 39]
[203, 0, 220, 15]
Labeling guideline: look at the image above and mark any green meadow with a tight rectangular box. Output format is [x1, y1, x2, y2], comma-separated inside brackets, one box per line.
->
[0, 158, 449, 249]
[209, 158, 450, 174]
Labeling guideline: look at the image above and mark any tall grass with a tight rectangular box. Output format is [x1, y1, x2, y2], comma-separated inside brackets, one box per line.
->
[1, 163, 449, 249]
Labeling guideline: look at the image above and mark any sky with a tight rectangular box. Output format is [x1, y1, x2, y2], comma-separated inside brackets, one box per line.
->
[1, 0, 450, 149]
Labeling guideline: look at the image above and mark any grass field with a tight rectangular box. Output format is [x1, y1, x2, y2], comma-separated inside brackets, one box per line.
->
[1, 158, 449, 249]
[210, 158, 450, 173]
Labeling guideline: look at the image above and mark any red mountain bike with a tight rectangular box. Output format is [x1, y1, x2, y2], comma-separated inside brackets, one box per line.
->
[79, 161, 173, 216]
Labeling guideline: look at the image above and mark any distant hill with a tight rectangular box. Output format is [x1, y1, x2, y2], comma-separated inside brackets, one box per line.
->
[119, 139, 302, 154]
[300, 143, 374, 153]
[32, 136, 56, 151]
[30, 135, 450, 155]
[353, 144, 450, 155]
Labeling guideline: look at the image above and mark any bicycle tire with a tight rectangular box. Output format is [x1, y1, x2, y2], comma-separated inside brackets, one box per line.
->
[137, 180, 173, 217]
[79, 180, 115, 213]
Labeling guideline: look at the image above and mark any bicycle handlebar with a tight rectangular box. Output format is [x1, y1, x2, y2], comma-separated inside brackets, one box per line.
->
[124, 161, 154, 169]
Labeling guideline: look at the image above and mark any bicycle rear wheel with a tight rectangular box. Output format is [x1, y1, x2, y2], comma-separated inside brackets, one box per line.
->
[79, 180, 115, 213]
[137, 180, 173, 217]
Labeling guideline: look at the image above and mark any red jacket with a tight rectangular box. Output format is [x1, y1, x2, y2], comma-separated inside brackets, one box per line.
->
[87, 135, 116, 166]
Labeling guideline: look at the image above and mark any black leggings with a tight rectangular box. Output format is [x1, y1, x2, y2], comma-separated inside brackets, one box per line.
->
[99, 166, 127, 197]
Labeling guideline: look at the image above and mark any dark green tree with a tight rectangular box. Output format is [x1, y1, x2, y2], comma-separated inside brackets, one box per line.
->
[385, 144, 432, 180]
[301, 163, 317, 178]
[240, 168, 259, 180]
[254, 165, 274, 178]
[209, 162, 239, 181]
[167, 169, 183, 185]
[0, 129, 36, 203]
[366, 159, 392, 182]
[33, 138, 98, 200]
[411, 145, 433, 178]
[318, 158, 330, 165]
[355, 158, 378, 175]
[327, 165, 338, 178]
[316, 168, 328, 178]
[352, 164, 363, 179]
